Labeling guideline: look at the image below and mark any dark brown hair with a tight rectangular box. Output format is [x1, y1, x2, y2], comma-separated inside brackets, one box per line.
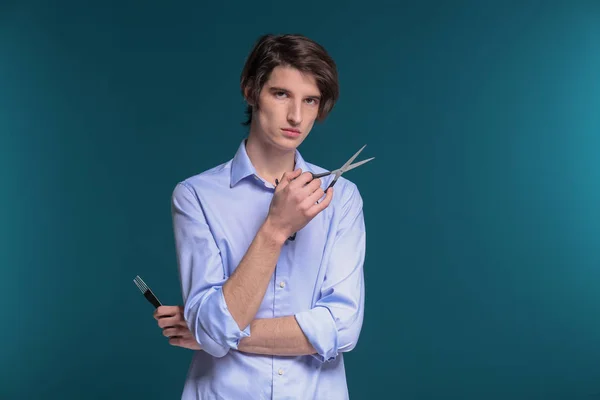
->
[240, 34, 339, 126]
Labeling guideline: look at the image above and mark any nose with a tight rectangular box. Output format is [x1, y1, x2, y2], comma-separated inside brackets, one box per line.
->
[287, 100, 302, 126]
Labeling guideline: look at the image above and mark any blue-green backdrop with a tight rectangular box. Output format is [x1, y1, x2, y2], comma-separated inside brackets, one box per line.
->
[2, 1, 600, 399]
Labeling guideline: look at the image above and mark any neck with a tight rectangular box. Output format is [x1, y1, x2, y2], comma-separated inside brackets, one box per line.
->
[245, 132, 296, 186]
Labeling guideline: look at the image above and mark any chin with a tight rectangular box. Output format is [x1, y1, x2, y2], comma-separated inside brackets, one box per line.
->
[273, 139, 298, 152]
[279, 133, 306, 146]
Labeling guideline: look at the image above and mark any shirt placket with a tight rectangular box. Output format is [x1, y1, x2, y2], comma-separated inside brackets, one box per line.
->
[272, 241, 290, 399]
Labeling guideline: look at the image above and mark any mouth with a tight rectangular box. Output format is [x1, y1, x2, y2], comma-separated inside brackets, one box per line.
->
[281, 128, 301, 137]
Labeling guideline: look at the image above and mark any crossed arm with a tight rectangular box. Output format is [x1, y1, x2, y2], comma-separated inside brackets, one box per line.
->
[168, 182, 365, 360]
[238, 316, 316, 355]
[157, 311, 315, 356]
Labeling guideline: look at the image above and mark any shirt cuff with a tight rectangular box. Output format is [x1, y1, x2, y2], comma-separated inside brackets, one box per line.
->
[195, 286, 251, 356]
[295, 306, 339, 363]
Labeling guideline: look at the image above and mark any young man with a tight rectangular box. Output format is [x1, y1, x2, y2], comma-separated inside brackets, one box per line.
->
[154, 33, 367, 399]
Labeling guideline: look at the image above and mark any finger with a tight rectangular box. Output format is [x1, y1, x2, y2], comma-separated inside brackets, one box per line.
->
[275, 169, 302, 191]
[167, 335, 183, 345]
[169, 336, 201, 350]
[301, 179, 325, 207]
[293, 178, 321, 206]
[304, 186, 325, 207]
[157, 314, 187, 328]
[302, 177, 322, 195]
[307, 187, 334, 217]
[163, 326, 186, 337]
[288, 171, 316, 191]
[157, 315, 186, 328]
[153, 305, 179, 319]
[283, 168, 302, 184]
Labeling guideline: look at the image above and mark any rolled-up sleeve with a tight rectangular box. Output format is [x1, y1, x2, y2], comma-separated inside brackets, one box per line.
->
[171, 182, 250, 358]
[295, 183, 366, 363]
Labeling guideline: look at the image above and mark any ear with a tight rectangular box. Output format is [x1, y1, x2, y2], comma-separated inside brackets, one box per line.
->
[243, 85, 255, 106]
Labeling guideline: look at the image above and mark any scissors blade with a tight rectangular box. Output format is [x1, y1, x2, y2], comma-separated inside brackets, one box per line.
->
[343, 157, 375, 173]
[340, 144, 367, 172]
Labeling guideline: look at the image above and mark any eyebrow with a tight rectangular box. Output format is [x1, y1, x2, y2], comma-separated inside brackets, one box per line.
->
[269, 86, 321, 99]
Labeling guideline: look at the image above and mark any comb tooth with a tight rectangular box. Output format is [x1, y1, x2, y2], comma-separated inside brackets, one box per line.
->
[133, 279, 144, 293]
[134, 276, 146, 292]
[140, 278, 150, 292]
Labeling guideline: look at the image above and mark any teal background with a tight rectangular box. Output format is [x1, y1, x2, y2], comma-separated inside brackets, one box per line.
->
[2, 1, 600, 399]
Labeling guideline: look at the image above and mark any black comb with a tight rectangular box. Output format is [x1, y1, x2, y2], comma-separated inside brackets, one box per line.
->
[133, 275, 162, 309]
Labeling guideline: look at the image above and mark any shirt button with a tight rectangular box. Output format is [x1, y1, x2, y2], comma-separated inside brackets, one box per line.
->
[279, 281, 285, 288]
[278, 369, 284, 375]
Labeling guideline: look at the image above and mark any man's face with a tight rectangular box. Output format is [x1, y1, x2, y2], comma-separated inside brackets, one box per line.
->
[250, 65, 321, 152]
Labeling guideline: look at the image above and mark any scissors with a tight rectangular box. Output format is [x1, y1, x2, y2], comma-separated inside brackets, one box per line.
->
[310, 144, 374, 189]
[278, 144, 373, 241]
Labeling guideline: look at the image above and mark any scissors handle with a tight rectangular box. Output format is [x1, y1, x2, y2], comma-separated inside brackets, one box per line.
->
[276, 171, 336, 190]
[310, 171, 339, 189]
[327, 176, 339, 189]
[310, 171, 332, 179]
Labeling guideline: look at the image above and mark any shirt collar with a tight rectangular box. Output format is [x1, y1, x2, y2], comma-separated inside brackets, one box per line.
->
[230, 138, 312, 188]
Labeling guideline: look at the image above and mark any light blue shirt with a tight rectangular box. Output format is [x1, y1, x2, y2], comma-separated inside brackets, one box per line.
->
[171, 139, 366, 400]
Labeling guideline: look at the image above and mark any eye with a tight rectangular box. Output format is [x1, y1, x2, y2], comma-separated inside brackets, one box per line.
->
[305, 98, 319, 106]
[274, 91, 287, 98]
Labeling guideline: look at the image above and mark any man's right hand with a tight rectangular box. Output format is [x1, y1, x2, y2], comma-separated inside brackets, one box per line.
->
[154, 305, 202, 350]
[265, 169, 334, 241]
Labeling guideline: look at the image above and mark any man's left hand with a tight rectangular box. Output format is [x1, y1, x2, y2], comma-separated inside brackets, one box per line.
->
[154, 305, 202, 351]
